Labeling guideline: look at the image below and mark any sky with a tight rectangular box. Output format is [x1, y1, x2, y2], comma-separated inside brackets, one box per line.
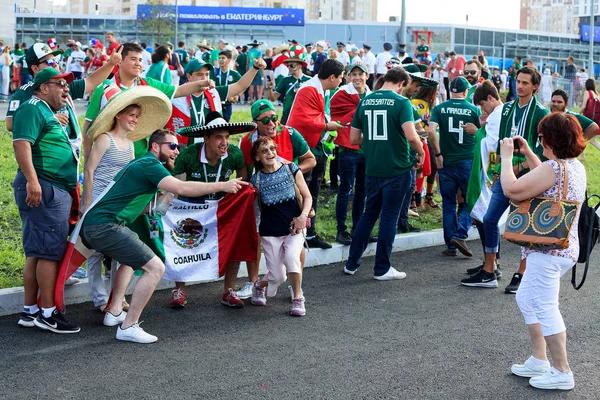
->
[377, 0, 521, 30]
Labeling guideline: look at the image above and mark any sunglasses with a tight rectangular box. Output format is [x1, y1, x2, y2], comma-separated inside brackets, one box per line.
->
[259, 145, 278, 155]
[158, 142, 181, 151]
[39, 57, 60, 67]
[256, 114, 278, 125]
[44, 80, 69, 88]
[464, 70, 479, 76]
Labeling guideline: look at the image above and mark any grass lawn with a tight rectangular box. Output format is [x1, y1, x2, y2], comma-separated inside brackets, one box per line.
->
[2, 109, 599, 289]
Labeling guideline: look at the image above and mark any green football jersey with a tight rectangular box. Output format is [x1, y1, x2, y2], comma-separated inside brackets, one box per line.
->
[172, 143, 245, 202]
[351, 90, 415, 177]
[430, 98, 481, 166]
[12, 97, 79, 191]
[567, 110, 594, 133]
[83, 152, 170, 226]
[275, 74, 311, 124]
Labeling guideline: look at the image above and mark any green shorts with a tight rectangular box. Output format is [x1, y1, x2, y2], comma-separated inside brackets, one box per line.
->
[81, 223, 155, 269]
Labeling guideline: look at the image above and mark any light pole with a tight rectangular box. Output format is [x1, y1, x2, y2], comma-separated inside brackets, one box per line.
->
[399, 0, 406, 46]
[175, 0, 179, 45]
[590, 0, 595, 77]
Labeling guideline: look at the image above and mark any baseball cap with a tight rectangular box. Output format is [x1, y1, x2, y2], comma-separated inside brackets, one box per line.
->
[26, 43, 64, 74]
[218, 39, 228, 45]
[383, 42, 393, 51]
[450, 76, 471, 93]
[185, 58, 214, 75]
[346, 63, 368, 74]
[251, 99, 276, 120]
[32, 68, 74, 89]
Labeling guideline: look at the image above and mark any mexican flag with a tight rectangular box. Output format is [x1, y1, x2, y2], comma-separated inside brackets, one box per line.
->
[466, 106, 501, 222]
[53, 186, 258, 311]
[287, 76, 329, 148]
[161, 186, 258, 282]
[330, 83, 370, 150]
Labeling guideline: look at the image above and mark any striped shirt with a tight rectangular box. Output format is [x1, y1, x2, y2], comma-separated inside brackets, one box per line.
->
[92, 133, 133, 200]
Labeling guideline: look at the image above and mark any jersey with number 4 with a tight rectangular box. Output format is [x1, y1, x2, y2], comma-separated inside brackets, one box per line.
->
[430, 98, 481, 166]
[351, 89, 414, 177]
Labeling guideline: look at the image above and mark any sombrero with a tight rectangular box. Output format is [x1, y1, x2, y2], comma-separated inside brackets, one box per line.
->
[178, 111, 257, 138]
[197, 40, 213, 51]
[87, 86, 172, 142]
[274, 43, 289, 54]
[403, 64, 438, 87]
[247, 39, 263, 47]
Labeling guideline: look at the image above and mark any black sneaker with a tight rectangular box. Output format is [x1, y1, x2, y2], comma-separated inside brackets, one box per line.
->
[398, 224, 421, 233]
[466, 264, 502, 280]
[306, 235, 333, 249]
[461, 269, 498, 288]
[18, 311, 39, 328]
[33, 309, 81, 334]
[449, 237, 473, 257]
[336, 231, 352, 246]
[505, 273, 523, 294]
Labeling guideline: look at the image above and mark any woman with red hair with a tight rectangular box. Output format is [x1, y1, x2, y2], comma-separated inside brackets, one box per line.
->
[499, 112, 586, 391]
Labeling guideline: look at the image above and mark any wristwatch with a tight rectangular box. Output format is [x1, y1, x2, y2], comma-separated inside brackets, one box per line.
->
[435, 153, 442, 157]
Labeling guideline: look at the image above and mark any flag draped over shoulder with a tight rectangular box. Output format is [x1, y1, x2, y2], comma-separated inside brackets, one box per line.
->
[467, 106, 501, 222]
[287, 76, 327, 148]
[330, 84, 369, 151]
[158, 185, 258, 282]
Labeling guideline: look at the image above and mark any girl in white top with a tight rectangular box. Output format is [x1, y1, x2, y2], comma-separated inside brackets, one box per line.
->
[499, 112, 587, 391]
[81, 104, 138, 313]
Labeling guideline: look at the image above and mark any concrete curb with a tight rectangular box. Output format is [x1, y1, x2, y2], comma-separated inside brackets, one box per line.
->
[0, 227, 479, 317]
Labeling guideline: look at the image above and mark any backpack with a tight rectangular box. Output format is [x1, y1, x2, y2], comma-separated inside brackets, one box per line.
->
[571, 193, 600, 290]
[583, 91, 600, 126]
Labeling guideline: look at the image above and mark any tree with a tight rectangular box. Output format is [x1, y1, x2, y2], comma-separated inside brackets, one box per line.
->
[138, 0, 175, 45]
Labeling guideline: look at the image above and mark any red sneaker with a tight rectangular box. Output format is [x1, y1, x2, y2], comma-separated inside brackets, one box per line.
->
[169, 287, 187, 308]
[221, 288, 244, 308]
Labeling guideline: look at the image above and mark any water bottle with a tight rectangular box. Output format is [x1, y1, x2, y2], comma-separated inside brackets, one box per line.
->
[154, 193, 174, 216]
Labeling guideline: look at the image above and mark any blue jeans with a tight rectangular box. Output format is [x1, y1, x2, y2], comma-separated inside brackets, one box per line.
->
[398, 169, 416, 229]
[335, 150, 366, 235]
[482, 177, 511, 253]
[222, 103, 232, 122]
[438, 160, 472, 248]
[346, 173, 411, 276]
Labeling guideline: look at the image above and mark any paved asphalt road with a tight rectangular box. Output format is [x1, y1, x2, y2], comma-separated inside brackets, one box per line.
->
[1, 240, 598, 399]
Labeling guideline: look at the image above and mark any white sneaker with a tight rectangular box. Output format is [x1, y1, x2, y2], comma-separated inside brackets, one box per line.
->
[511, 356, 550, 377]
[374, 267, 407, 281]
[529, 367, 574, 390]
[103, 311, 127, 327]
[236, 281, 254, 299]
[343, 266, 356, 275]
[65, 277, 79, 286]
[116, 323, 158, 344]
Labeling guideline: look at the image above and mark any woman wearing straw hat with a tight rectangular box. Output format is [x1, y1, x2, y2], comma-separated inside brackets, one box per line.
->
[82, 86, 171, 319]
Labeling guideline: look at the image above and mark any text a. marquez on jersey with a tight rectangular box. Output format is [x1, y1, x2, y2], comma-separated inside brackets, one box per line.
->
[362, 98, 395, 106]
[440, 107, 474, 116]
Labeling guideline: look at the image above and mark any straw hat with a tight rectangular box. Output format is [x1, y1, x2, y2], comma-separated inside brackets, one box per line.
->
[87, 86, 173, 142]
[178, 111, 256, 138]
[197, 40, 213, 51]
[274, 43, 289, 54]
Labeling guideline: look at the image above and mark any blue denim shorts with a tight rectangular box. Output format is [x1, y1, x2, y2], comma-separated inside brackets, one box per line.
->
[13, 171, 72, 261]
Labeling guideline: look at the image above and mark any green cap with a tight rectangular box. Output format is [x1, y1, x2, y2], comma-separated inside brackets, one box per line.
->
[346, 63, 368, 74]
[185, 58, 214, 75]
[251, 99, 276, 120]
[32, 69, 74, 89]
[450, 76, 471, 93]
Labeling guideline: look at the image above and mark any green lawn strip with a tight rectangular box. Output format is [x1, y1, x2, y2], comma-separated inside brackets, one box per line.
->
[2, 111, 598, 289]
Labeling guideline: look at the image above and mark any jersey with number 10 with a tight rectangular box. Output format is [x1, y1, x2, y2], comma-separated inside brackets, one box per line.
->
[351, 89, 414, 177]
[430, 98, 481, 166]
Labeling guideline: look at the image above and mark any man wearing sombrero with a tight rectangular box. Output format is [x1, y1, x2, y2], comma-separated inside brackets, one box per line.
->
[166, 56, 267, 144]
[246, 39, 264, 104]
[271, 43, 290, 88]
[170, 112, 257, 308]
[267, 45, 311, 124]
[195, 40, 213, 63]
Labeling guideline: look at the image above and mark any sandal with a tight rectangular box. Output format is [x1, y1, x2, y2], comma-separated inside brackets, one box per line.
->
[424, 193, 440, 209]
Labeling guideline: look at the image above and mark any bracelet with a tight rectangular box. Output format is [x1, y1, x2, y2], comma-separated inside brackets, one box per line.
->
[435, 153, 442, 157]
[253, 64, 260, 70]
[300, 212, 309, 218]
